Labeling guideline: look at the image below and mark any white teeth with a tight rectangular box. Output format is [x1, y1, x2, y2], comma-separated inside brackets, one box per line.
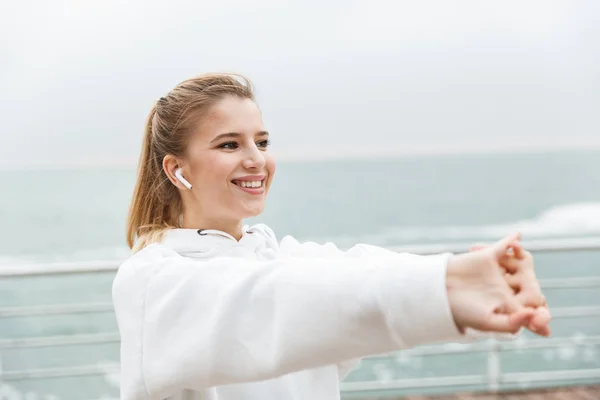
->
[238, 180, 262, 188]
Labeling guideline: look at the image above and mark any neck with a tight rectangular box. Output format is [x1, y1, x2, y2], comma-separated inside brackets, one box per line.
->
[180, 210, 244, 241]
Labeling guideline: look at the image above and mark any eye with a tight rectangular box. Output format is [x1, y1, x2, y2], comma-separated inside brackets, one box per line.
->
[257, 139, 271, 149]
[219, 141, 238, 150]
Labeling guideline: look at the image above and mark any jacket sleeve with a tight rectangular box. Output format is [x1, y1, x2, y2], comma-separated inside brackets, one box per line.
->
[328, 242, 440, 380]
[113, 244, 464, 398]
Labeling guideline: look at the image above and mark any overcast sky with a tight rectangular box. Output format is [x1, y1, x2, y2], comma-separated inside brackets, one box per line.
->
[1, 0, 599, 169]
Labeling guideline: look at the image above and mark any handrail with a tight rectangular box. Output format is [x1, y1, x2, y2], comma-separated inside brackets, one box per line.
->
[1, 236, 599, 277]
[367, 335, 600, 359]
[4, 334, 600, 392]
[0, 363, 119, 381]
[1, 330, 599, 353]
[0, 260, 119, 277]
[0, 333, 120, 349]
[339, 369, 600, 392]
[0, 303, 598, 319]
[0, 302, 114, 318]
[1, 298, 598, 320]
[388, 236, 600, 255]
[2, 363, 598, 388]
[538, 277, 600, 289]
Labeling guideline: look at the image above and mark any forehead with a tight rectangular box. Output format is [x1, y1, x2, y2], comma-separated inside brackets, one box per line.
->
[196, 96, 264, 139]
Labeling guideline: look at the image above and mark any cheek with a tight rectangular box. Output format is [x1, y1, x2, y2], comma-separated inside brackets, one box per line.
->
[266, 155, 276, 180]
[190, 153, 231, 187]
[264, 158, 276, 190]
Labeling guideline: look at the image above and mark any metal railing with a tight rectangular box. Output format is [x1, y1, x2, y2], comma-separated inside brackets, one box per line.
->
[0, 236, 599, 396]
[1, 236, 599, 278]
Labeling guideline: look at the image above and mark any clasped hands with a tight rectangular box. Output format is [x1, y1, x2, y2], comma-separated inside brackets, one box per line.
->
[447, 233, 552, 337]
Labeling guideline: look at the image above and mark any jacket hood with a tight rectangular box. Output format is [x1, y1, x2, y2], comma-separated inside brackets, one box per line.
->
[160, 223, 279, 260]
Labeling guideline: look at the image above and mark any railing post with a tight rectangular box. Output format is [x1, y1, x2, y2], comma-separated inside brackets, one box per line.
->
[487, 339, 501, 393]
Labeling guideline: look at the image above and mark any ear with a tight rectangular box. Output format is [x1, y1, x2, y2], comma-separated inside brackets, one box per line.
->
[163, 155, 190, 190]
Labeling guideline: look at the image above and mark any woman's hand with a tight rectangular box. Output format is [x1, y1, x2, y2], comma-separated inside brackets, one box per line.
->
[470, 239, 552, 337]
[446, 233, 551, 336]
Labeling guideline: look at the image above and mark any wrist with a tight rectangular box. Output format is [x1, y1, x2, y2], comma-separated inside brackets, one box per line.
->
[446, 254, 466, 333]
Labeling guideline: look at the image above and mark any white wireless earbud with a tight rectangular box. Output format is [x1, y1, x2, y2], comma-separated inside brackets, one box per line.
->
[175, 168, 192, 189]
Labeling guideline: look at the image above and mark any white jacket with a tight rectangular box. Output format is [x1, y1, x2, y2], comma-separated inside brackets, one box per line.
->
[112, 224, 468, 400]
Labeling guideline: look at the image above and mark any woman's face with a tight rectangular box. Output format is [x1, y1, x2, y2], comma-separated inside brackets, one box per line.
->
[180, 96, 276, 225]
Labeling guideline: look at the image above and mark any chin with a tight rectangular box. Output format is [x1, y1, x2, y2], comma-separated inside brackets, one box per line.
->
[240, 203, 266, 218]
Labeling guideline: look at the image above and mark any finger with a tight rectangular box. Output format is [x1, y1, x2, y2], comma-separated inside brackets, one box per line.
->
[492, 232, 522, 259]
[527, 319, 551, 337]
[515, 284, 545, 307]
[500, 262, 537, 295]
[499, 256, 522, 274]
[528, 306, 552, 334]
[486, 308, 535, 334]
[504, 272, 522, 291]
[495, 295, 527, 314]
[509, 307, 536, 328]
[530, 325, 551, 337]
[509, 240, 526, 260]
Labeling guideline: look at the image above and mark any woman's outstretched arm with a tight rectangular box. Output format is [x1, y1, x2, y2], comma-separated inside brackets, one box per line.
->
[113, 234, 543, 399]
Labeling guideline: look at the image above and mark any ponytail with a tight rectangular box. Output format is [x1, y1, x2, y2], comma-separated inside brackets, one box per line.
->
[126, 105, 181, 251]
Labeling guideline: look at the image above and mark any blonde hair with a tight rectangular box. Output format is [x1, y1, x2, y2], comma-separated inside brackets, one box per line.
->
[126, 73, 255, 251]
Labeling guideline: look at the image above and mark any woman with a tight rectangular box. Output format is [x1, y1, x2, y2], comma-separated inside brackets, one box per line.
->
[113, 73, 551, 400]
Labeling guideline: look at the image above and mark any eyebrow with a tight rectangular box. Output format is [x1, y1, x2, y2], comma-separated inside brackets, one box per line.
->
[210, 131, 269, 143]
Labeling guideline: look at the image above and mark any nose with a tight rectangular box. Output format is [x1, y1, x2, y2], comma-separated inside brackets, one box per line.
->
[242, 144, 266, 170]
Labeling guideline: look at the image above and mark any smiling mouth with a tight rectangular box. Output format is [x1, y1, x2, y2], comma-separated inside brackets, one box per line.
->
[231, 179, 265, 189]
